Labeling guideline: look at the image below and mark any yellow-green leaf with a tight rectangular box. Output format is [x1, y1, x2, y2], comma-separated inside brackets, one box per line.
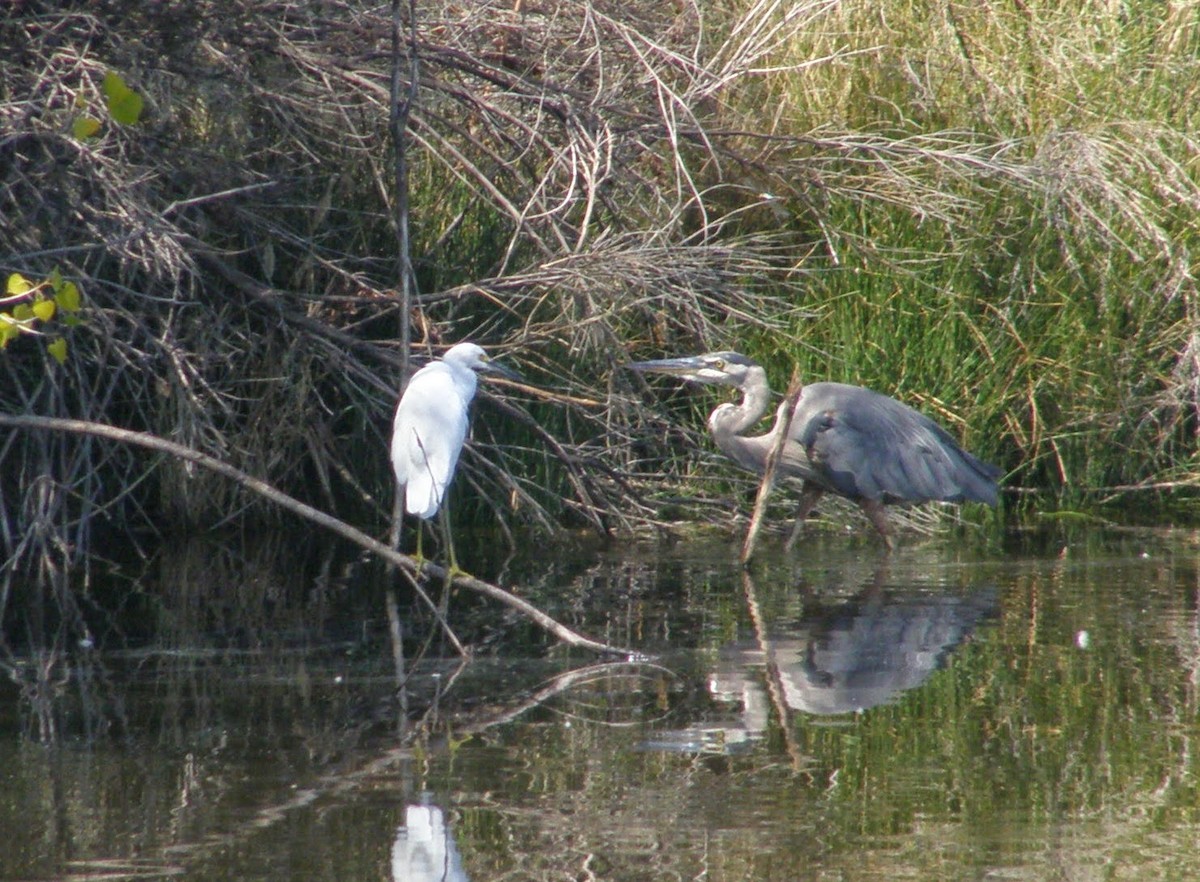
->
[6, 273, 32, 297]
[103, 71, 143, 125]
[102, 71, 130, 101]
[32, 299, 56, 322]
[47, 338, 68, 364]
[13, 303, 33, 322]
[109, 90, 143, 125]
[72, 116, 102, 140]
[55, 281, 82, 312]
[0, 315, 20, 347]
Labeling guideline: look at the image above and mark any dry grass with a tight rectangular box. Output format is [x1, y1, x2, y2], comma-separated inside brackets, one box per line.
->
[0, 1, 837, 571]
[2, 0, 1199, 584]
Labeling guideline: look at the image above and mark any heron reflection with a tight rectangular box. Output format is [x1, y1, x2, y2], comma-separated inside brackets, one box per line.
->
[643, 575, 996, 754]
[712, 584, 997, 718]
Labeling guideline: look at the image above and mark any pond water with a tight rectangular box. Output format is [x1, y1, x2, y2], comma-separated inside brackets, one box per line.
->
[2, 527, 1199, 881]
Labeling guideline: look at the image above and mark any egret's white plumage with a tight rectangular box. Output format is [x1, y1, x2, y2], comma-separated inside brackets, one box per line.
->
[391, 342, 515, 523]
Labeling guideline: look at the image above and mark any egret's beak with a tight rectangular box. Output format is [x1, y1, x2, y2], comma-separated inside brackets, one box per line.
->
[627, 355, 709, 380]
[480, 357, 522, 382]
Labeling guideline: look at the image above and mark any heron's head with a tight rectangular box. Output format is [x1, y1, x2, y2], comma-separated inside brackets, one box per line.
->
[440, 342, 522, 380]
[627, 351, 760, 390]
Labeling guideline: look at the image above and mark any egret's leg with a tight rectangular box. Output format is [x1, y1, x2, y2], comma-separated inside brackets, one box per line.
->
[859, 498, 895, 551]
[388, 492, 404, 549]
[430, 503, 461, 622]
[784, 483, 825, 550]
[413, 519, 425, 565]
[438, 498, 460, 578]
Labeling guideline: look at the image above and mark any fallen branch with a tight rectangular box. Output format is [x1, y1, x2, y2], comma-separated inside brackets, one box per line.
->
[740, 370, 802, 564]
[0, 414, 632, 656]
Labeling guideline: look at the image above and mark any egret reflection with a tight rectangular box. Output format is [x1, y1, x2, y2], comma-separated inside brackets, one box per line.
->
[392, 798, 468, 882]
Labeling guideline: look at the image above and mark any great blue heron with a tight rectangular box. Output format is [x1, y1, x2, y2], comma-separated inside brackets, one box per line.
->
[391, 342, 518, 567]
[629, 351, 1002, 548]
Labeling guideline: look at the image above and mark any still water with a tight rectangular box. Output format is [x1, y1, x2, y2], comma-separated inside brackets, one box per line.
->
[2, 528, 1199, 880]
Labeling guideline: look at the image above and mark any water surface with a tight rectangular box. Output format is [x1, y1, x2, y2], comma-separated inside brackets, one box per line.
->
[2, 528, 1198, 880]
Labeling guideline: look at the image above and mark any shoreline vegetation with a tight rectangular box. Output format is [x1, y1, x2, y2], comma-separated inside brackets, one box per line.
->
[2, 0, 1199, 572]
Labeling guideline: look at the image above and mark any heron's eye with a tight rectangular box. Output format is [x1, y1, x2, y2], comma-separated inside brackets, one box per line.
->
[712, 359, 725, 370]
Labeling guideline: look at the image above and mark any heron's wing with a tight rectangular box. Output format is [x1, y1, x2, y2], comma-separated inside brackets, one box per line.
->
[391, 364, 471, 519]
[775, 437, 816, 478]
[794, 383, 1000, 504]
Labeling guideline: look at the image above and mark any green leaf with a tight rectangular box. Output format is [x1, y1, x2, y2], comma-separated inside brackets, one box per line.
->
[109, 90, 143, 125]
[103, 71, 143, 125]
[54, 281, 82, 312]
[47, 338, 68, 364]
[72, 116, 102, 140]
[102, 70, 129, 101]
[6, 273, 32, 297]
[32, 299, 56, 322]
[13, 303, 33, 322]
[0, 321, 18, 348]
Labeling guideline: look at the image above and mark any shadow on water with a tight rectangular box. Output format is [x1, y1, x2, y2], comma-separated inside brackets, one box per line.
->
[1, 527, 1200, 880]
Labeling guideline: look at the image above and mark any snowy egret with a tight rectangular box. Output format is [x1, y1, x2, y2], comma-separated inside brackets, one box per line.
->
[391, 342, 518, 568]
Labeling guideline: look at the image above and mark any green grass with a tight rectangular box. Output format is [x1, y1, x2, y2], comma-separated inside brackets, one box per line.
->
[699, 0, 1200, 521]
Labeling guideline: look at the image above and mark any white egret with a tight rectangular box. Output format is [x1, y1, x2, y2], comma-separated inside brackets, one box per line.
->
[391, 342, 517, 569]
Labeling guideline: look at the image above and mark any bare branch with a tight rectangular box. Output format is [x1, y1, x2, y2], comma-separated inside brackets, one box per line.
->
[0, 414, 633, 656]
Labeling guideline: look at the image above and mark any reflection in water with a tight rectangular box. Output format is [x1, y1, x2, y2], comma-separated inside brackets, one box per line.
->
[6, 534, 1200, 881]
[719, 585, 997, 716]
[652, 575, 997, 752]
[393, 797, 469, 882]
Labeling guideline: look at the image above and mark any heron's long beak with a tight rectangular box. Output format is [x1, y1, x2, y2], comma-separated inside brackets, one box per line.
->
[627, 355, 708, 379]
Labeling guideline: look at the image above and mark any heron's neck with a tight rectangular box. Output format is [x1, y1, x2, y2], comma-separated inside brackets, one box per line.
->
[708, 366, 771, 436]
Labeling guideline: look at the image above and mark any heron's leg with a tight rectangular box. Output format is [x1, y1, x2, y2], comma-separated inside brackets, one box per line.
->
[859, 499, 895, 551]
[784, 482, 825, 550]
